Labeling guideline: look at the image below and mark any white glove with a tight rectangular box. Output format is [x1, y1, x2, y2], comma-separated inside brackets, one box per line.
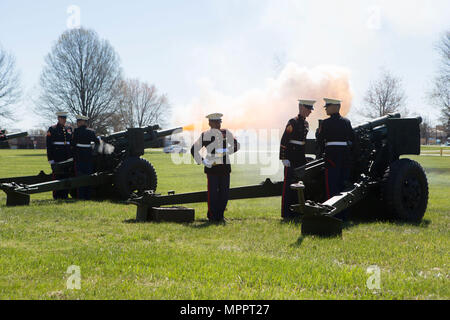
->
[202, 158, 213, 168]
[282, 160, 291, 167]
[48, 160, 55, 165]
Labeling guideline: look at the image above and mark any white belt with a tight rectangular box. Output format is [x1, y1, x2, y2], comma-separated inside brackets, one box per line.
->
[53, 141, 68, 145]
[215, 148, 229, 153]
[289, 140, 306, 146]
[325, 142, 348, 146]
[76, 143, 92, 148]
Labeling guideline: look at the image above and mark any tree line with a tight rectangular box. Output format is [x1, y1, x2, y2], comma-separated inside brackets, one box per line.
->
[360, 31, 449, 141]
[0, 28, 449, 139]
[0, 28, 170, 134]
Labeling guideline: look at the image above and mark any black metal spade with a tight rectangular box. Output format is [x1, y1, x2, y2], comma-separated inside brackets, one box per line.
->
[301, 214, 343, 237]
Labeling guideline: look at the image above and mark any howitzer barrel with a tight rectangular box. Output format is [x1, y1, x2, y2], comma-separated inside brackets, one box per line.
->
[143, 127, 182, 149]
[99, 125, 183, 155]
[101, 125, 182, 143]
[353, 113, 400, 131]
[155, 127, 182, 138]
[0, 131, 28, 141]
[101, 125, 160, 143]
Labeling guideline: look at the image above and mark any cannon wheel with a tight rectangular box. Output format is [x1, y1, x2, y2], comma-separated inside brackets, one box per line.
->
[114, 157, 158, 199]
[382, 158, 428, 222]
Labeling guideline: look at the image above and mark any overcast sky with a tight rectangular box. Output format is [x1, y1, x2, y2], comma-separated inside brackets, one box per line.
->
[0, 0, 449, 130]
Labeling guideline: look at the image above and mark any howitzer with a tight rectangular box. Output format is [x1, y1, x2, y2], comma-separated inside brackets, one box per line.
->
[0, 125, 182, 206]
[130, 114, 428, 237]
[291, 113, 427, 236]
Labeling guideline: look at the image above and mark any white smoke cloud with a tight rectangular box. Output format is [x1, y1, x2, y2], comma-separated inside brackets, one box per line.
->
[174, 63, 353, 136]
[97, 140, 115, 155]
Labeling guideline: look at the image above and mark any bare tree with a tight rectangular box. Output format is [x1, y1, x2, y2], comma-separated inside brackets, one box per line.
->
[106, 112, 126, 132]
[429, 31, 450, 137]
[0, 46, 21, 123]
[38, 28, 122, 134]
[116, 78, 170, 128]
[362, 68, 407, 118]
[419, 116, 433, 145]
[436, 31, 450, 74]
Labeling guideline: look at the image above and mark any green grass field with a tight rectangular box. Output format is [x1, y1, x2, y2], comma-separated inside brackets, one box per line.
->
[0, 149, 449, 299]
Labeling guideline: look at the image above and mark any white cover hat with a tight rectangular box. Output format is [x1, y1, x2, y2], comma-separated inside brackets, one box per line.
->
[324, 98, 341, 106]
[298, 100, 316, 109]
[76, 115, 89, 121]
[206, 113, 223, 121]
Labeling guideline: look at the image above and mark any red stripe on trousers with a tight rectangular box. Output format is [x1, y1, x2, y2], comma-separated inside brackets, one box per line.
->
[327, 159, 336, 167]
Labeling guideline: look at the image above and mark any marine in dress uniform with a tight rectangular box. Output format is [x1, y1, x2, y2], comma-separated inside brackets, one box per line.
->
[316, 98, 355, 218]
[191, 113, 240, 222]
[71, 115, 99, 200]
[46, 112, 74, 199]
[279, 100, 315, 219]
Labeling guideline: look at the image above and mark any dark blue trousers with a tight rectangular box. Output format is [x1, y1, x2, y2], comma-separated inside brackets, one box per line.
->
[76, 161, 93, 200]
[207, 174, 230, 221]
[325, 167, 350, 199]
[52, 172, 70, 200]
[325, 163, 350, 220]
[281, 166, 298, 219]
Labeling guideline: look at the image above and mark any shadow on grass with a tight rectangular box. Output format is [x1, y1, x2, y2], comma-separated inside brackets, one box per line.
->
[391, 219, 431, 228]
[23, 198, 127, 207]
[188, 219, 227, 229]
[122, 218, 205, 226]
[221, 216, 278, 223]
[27, 199, 78, 206]
[123, 218, 138, 224]
[423, 168, 450, 175]
[19, 153, 47, 157]
[291, 236, 304, 247]
[0, 198, 80, 209]
[285, 215, 431, 246]
[0, 197, 128, 209]
[279, 218, 302, 225]
[343, 217, 431, 230]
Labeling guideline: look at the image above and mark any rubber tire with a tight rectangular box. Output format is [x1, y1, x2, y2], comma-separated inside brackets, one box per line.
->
[382, 159, 428, 222]
[114, 157, 158, 199]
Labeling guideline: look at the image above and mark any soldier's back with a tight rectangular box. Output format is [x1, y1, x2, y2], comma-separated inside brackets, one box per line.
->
[73, 126, 96, 162]
[322, 115, 350, 140]
[322, 114, 353, 167]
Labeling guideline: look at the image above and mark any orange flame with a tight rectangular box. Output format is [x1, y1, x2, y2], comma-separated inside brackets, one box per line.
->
[182, 121, 210, 132]
[182, 124, 196, 131]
